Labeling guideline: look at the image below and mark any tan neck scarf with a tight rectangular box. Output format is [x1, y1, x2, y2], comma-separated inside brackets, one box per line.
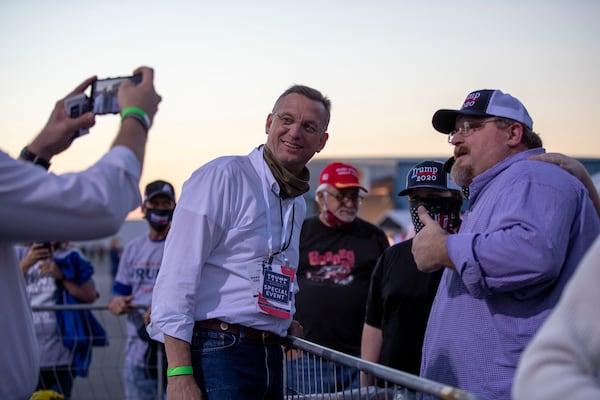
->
[262, 145, 310, 199]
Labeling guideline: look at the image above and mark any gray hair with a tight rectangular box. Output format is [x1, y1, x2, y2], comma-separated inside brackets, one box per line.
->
[273, 85, 331, 131]
[314, 183, 332, 203]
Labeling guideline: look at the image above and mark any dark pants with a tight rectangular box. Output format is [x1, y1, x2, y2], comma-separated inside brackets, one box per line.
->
[38, 365, 74, 399]
[190, 327, 283, 400]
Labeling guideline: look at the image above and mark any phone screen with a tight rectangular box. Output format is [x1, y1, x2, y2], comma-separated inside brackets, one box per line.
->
[90, 74, 142, 115]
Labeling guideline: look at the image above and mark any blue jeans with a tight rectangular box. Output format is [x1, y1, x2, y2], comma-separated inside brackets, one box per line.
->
[191, 327, 283, 400]
[286, 354, 360, 395]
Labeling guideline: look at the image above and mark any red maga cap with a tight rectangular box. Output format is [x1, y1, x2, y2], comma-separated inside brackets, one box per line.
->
[319, 162, 368, 193]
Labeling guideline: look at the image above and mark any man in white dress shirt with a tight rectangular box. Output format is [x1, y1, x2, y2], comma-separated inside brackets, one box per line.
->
[149, 85, 331, 400]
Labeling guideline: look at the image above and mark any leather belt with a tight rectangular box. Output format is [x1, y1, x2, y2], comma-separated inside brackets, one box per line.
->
[194, 319, 281, 345]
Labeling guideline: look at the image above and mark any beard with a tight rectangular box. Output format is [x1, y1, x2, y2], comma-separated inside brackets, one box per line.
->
[322, 207, 357, 229]
[451, 158, 474, 187]
[335, 207, 357, 223]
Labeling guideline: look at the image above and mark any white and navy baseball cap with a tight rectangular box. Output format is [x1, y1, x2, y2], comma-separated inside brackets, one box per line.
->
[432, 89, 533, 134]
[398, 160, 461, 196]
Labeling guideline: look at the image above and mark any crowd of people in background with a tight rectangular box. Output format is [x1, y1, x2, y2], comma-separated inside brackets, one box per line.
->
[2, 70, 600, 400]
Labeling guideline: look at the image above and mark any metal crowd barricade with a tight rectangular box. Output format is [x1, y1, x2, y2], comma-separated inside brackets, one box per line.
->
[31, 303, 165, 400]
[283, 336, 483, 400]
[30, 303, 481, 400]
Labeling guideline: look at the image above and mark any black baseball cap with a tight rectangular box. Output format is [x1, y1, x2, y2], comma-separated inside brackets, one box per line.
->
[398, 160, 461, 196]
[144, 180, 175, 202]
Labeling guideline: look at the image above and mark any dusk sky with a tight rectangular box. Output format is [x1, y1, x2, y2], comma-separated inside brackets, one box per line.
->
[1, 1, 598, 217]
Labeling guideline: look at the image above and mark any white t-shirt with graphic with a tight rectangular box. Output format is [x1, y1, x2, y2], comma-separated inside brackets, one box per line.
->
[113, 234, 164, 367]
[24, 247, 93, 368]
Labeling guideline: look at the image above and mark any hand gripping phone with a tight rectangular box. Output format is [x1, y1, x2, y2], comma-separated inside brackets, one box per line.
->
[64, 74, 142, 138]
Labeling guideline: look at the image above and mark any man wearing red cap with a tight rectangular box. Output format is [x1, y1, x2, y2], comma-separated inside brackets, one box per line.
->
[289, 162, 389, 394]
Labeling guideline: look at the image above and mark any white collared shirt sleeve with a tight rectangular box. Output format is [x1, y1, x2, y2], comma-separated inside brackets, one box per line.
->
[1, 146, 141, 242]
[0, 145, 141, 400]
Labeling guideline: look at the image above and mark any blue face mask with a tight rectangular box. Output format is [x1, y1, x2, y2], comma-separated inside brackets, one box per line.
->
[145, 208, 174, 233]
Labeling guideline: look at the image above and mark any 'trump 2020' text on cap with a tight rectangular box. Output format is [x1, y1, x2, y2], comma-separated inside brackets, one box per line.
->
[398, 160, 461, 196]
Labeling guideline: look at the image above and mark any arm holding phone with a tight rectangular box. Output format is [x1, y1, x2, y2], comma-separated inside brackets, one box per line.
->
[21, 66, 161, 169]
[111, 66, 161, 165]
[22, 77, 97, 165]
[1, 66, 161, 399]
[19, 242, 52, 276]
[6, 65, 162, 243]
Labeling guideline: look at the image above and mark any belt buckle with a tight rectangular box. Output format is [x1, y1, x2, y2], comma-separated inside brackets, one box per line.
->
[219, 322, 229, 331]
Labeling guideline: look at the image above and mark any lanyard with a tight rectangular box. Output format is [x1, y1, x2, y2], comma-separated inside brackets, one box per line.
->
[260, 152, 295, 265]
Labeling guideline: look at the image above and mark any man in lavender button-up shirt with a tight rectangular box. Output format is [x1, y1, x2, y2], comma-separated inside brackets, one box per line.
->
[411, 89, 600, 400]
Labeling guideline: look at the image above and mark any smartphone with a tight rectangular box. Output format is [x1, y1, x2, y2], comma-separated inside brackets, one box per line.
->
[90, 74, 142, 115]
[40, 242, 52, 251]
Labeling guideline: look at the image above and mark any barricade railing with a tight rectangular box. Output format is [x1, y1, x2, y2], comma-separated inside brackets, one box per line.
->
[284, 336, 484, 400]
[30, 304, 481, 400]
[31, 303, 164, 400]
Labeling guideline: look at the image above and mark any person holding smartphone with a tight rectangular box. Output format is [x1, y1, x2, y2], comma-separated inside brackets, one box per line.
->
[18, 242, 99, 398]
[0, 66, 161, 400]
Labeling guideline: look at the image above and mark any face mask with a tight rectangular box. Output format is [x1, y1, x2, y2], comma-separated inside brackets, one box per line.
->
[145, 208, 174, 233]
[409, 197, 462, 234]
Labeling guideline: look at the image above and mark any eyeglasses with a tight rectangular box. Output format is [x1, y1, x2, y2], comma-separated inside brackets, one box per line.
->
[325, 191, 363, 203]
[448, 119, 501, 144]
[274, 112, 324, 136]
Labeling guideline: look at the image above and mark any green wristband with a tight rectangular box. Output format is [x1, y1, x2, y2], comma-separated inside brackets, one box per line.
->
[121, 107, 151, 130]
[166, 366, 194, 377]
